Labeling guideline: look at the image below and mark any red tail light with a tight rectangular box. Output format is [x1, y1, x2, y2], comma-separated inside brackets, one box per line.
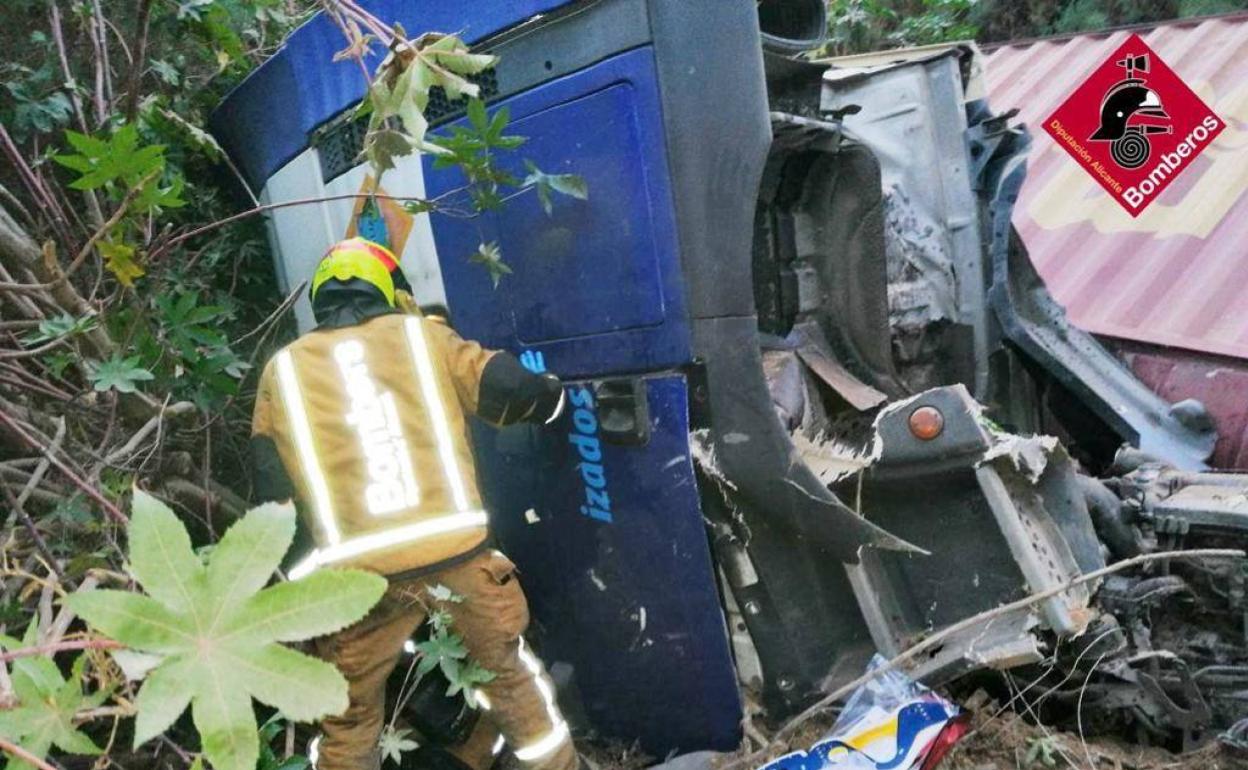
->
[919, 713, 971, 770]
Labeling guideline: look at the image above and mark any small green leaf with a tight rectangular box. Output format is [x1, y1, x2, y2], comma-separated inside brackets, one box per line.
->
[378, 726, 420, 766]
[467, 98, 488, 132]
[87, 355, 155, 394]
[469, 241, 512, 288]
[23, 312, 97, 345]
[426, 584, 463, 604]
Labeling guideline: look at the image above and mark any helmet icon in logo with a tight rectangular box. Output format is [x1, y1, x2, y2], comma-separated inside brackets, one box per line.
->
[1088, 53, 1173, 169]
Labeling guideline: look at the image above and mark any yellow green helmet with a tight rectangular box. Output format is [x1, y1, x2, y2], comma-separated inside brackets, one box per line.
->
[310, 238, 398, 306]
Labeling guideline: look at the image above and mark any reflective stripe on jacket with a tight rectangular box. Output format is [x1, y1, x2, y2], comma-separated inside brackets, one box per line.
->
[252, 312, 497, 578]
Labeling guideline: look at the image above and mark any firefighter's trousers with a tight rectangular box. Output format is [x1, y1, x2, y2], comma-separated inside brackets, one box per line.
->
[312, 549, 576, 770]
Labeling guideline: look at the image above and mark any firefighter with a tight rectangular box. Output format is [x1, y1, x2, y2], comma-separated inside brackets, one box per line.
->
[251, 238, 575, 770]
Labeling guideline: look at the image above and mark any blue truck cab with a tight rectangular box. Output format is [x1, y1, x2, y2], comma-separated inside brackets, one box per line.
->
[211, 0, 796, 753]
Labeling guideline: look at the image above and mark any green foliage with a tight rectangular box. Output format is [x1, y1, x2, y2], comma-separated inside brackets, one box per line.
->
[257, 716, 311, 770]
[431, 99, 526, 211]
[1050, 0, 1112, 33]
[52, 122, 186, 285]
[54, 125, 179, 206]
[410, 586, 496, 702]
[156, 292, 230, 358]
[1023, 735, 1062, 767]
[68, 490, 387, 770]
[95, 290, 251, 407]
[469, 241, 512, 289]
[0, 625, 107, 770]
[378, 725, 420, 766]
[894, 0, 979, 44]
[87, 355, 156, 394]
[824, 0, 979, 54]
[523, 160, 590, 216]
[23, 313, 98, 345]
[354, 32, 585, 283]
[0, 53, 73, 141]
[359, 32, 498, 175]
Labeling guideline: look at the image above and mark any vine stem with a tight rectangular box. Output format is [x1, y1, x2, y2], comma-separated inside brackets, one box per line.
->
[722, 547, 1247, 770]
[0, 737, 59, 770]
[147, 184, 477, 262]
[0, 638, 122, 663]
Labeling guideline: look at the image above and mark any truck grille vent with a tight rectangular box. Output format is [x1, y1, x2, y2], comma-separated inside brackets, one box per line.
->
[316, 70, 500, 182]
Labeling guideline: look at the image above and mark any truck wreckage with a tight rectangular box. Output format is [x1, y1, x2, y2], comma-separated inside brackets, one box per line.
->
[210, 0, 1248, 760]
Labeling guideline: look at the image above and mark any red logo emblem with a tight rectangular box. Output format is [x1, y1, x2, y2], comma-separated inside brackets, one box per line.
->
[1043, 34, 1224, 216]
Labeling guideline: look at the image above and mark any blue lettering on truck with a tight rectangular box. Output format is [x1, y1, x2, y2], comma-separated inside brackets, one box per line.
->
[568, 386, 612, 523]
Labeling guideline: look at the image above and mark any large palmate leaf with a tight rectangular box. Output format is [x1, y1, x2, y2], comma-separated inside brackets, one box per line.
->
[0, 623, 106, 770]
[69, 491, 387, 770]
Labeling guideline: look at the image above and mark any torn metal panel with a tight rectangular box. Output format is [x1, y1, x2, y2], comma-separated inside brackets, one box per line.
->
[822, 50, 990, 397]
[825, 384, 1102, 688]
[974, 464, 1091, 636]
[788, 321, 888, 411]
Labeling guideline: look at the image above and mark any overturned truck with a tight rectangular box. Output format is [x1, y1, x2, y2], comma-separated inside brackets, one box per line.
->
[210, 0, 1248, 758]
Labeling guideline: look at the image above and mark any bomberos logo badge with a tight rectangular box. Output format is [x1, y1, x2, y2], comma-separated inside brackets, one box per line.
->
[1043, 33, 1224, 216]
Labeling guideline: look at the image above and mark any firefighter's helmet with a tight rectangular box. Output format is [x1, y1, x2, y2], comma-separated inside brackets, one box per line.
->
[311, 238, 398, 306]
[1090, 81, 1169, 141]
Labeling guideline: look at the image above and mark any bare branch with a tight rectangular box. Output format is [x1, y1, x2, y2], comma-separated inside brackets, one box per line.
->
[124, 0, 154, 122]
[0, 409, 128, 524]
[0, 736, 61, 770]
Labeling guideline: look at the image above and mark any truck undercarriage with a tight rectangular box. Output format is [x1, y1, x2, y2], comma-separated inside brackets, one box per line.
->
[724, 26, 1248, 753]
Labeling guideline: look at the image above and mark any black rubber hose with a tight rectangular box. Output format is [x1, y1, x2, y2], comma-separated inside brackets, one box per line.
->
[1079, 475, 1143, 560]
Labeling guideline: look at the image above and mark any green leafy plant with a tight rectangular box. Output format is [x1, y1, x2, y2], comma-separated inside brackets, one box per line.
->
[358, 31, 497, 176]
[0, 55, 73, 140]
[23, 312, 98, 345]
[257, 715, 310, 770]
[344, 26, 585, 284]
[378, 725, 419, 766]
[67, 490, 387, 770]
[523, 160, 589, 216]
[1023, 735, 1062, 768]
[0, 626, 107, 770]
[412, 585, 495, 701]
[53, 124, 175, 201]
[87, 355, 156, 394]
[156, 292, 229, 351]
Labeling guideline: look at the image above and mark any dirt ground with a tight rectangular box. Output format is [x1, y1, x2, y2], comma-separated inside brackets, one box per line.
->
[942, 700, 1248, 770]
[578, 692, 1248, 770]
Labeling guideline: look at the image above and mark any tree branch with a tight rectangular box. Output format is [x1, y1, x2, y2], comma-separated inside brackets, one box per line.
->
[124, 0, 154, 122]
[0, 737, 60, 770]
[0, 409, 128, 524]
[0, 638, 122, 664]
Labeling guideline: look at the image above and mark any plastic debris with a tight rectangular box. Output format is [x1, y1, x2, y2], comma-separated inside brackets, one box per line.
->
[757, 656, 967, 770]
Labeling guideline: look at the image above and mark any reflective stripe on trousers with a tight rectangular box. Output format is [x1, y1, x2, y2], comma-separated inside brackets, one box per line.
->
[510, 637, 570, 761]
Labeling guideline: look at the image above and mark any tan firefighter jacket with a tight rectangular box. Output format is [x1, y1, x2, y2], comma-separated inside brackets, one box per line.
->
[252, 312, 499, 579]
